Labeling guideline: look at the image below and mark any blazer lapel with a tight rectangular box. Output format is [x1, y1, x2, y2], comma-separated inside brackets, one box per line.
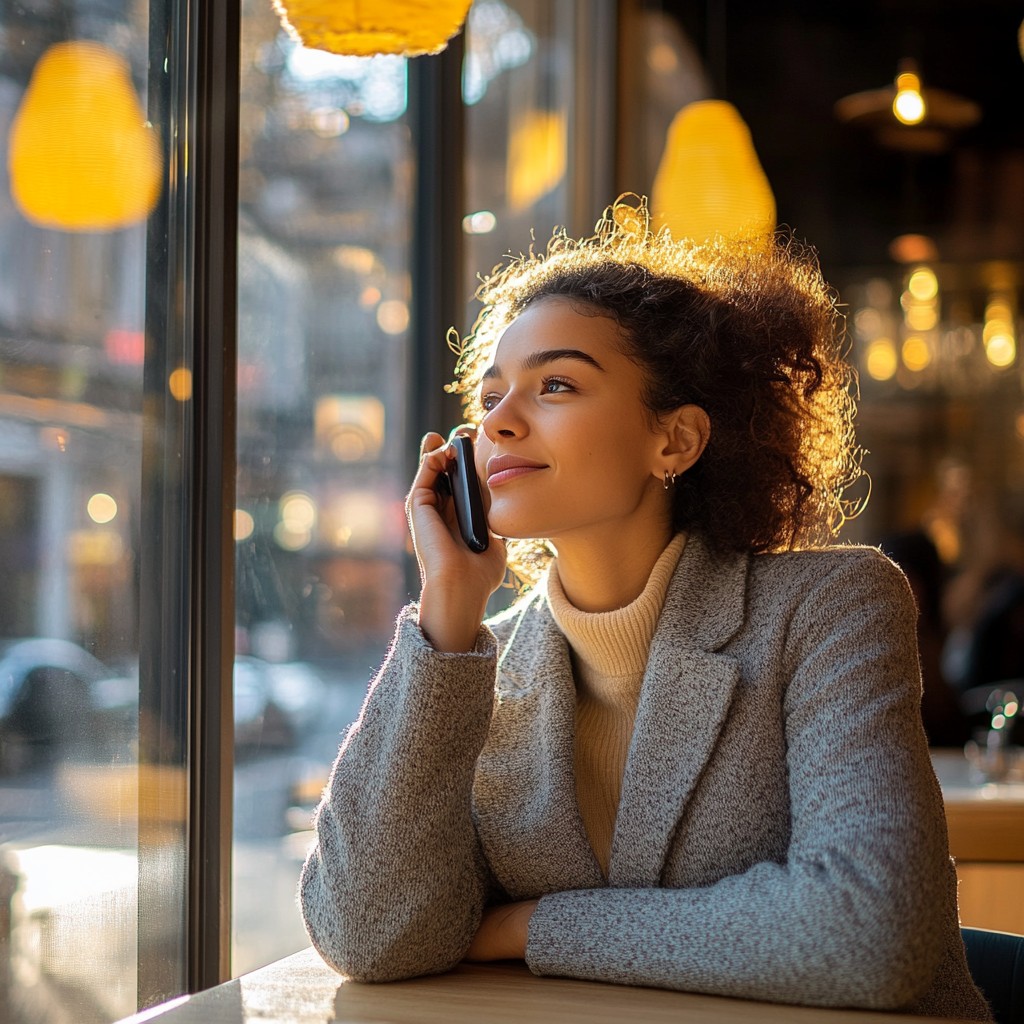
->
[473, 591, 604, 898]
[609, 535, 748, 887]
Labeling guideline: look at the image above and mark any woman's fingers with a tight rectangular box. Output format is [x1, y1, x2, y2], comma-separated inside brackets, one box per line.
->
[408, 428, 503, 574]
[407, 432, 461, 544]
[409, 434, 448, 501]
[407, 431, 508, 649]
[421, 430, 446, 455]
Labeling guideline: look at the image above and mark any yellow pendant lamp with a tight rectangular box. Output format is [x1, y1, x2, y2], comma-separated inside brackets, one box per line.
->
[506, 108, 567, 212]
[651, 99, 775, 245]
[8, 41, 162, 232]
[271, 0, 473, 57]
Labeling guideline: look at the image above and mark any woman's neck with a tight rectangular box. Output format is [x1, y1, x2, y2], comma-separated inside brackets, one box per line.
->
[550, 523, 677, 612]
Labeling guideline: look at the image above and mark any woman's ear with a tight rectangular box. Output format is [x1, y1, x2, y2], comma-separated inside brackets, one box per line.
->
[658, 405, 710, 478]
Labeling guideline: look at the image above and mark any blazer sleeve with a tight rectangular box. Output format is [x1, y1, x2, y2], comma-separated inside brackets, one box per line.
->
[299, 605, 502, 981]
[525, 551, 954, 1011]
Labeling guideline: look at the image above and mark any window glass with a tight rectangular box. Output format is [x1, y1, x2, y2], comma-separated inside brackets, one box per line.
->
[231, 0, 618, 975]
[463, 0, 616, 620]
[0, 1, 187, 1020]
[232, 0, 414, 975]
[463, 0, 617, 302]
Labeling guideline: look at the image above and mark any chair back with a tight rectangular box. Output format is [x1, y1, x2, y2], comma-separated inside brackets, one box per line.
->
[961, 926, 1024, 1024]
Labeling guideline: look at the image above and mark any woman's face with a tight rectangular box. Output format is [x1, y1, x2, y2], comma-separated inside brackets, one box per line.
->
[473, 297, 672, 547]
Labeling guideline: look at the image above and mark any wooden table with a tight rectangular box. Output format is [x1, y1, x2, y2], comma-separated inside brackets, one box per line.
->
[117, 949, 972, 1024]
[931, 747, 1024, 934]
[114, 754, 1012, 1023]
[931, 748, 1024, 861]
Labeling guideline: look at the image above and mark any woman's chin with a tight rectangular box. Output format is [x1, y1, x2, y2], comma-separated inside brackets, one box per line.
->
[485, 516, 542, 542]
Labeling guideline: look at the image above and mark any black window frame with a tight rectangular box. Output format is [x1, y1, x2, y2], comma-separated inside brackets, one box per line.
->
[139, 0, 239, 1001]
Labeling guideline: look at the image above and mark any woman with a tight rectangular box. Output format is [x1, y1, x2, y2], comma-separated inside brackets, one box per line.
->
[300, 199, 990, 1019]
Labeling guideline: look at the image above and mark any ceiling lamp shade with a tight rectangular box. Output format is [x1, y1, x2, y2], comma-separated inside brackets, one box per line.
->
[272, 0, 472, 57]
[8, 41, 161, 232]
[834, 59, 980, 153]
[651, 100, 776, 245]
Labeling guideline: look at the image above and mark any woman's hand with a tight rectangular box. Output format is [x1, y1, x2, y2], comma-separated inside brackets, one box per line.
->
[407, 430, 507, 652]
[464, 900, 539, 962]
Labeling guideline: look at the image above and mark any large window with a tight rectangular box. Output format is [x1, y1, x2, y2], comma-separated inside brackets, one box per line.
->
[229, 0, 619, 977]
[0, 1, 189, 1020]
[1, 0, 239, 1012]
[231, 0, 416, 973]
[0, 0, 623, 1010]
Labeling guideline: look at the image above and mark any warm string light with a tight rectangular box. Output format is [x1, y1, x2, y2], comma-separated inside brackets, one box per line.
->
[854, 268, 1022, 389]
[899, 267, 938, 374]
[984, 293, 1017, 369]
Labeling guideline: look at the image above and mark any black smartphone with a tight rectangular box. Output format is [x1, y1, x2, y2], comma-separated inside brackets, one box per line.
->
[437, 434, 489, 553]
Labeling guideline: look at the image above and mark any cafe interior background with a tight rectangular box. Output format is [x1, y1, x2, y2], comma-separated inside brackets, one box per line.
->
[0, 0, 1022, 1021]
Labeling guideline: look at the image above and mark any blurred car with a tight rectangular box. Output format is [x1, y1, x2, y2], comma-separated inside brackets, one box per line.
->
[0, 638, 328, 770]
[233, 656, 327, 754]
[85, 655, 327, 755]
[0, 638, 113, 773]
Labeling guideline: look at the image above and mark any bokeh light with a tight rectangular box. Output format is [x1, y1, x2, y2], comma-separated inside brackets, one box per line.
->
[462, 210, 496, 234]
[907, 267, 938, 301]
[893, 70, 926, 125]
[234, 509, 255, 541]
[376, 299, 409, 334]
[902, 335, 932, 372]
[866, 338, 898, 381]
[985, 333, 1016, 368]
[169, 367, 193, 401]
[87, 492, 118, 524]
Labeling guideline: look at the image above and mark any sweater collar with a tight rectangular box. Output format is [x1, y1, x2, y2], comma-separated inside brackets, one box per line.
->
[543, 534, 688, 679]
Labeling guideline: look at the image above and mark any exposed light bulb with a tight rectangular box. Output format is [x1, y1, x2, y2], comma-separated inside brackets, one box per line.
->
[893, 70, 926, 125]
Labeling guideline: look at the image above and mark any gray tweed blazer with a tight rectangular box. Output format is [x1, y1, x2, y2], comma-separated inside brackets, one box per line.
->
[300, 535, 991, 1020]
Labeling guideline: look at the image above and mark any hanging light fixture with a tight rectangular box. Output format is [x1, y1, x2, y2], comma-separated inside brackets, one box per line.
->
[651, 99, 776, 245]
[271, 0, 473, 57]
[834, 59, 980, 153]
[8, 41, 161, 232]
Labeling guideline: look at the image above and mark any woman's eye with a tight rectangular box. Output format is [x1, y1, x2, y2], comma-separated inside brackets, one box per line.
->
[541, 377, 574, 395]
[480, 392, 502, 411]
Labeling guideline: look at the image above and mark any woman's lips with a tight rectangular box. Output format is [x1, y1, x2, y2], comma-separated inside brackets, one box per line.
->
[485, 454, 547, 487]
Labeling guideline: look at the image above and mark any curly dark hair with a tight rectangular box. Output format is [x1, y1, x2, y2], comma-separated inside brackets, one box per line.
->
[447, 197, 864, 584]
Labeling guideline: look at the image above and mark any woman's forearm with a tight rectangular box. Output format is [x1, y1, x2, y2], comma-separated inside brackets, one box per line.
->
[300, 608, 500, 981]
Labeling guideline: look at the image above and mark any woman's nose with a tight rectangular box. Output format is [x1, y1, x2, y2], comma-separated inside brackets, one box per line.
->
[481, 395, 525, 441]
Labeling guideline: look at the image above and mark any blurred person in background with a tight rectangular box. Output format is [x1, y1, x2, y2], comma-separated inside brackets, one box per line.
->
[941, 495, 1024, 687]
[941, 495, 1024, 742]
[880, 530, 971, 747]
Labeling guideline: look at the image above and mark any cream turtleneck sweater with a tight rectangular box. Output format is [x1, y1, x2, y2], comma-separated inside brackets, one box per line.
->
[543, 534, 687, 876]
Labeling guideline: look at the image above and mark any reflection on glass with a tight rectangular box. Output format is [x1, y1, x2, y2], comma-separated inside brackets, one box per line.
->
[8, 40, 162, 231]
[232, 0, 414, 975]
[0, 4, 155, 1021]
[462, 0, 617, 314]
[232, 0, 616, 977]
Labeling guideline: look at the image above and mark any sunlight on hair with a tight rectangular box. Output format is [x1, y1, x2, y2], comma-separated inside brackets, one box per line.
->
[446, 195, 864, 588]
